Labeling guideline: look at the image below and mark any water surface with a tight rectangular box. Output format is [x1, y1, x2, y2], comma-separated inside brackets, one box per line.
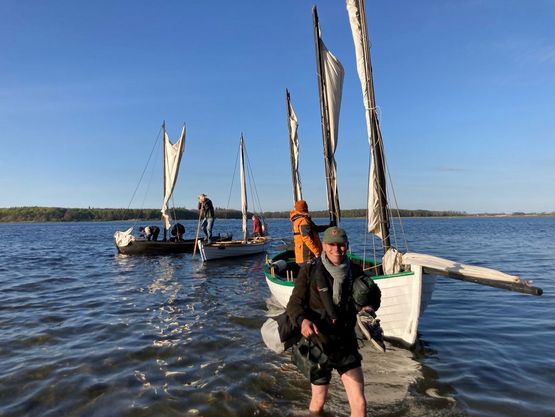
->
[0, 217, 553, 416]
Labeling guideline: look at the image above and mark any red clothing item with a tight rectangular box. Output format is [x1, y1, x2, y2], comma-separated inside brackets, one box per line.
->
[252, 216, 262, 235]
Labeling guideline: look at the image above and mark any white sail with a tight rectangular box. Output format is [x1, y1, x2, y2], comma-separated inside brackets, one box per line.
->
[239, 135, 248, 242]
[318, 34, 344, 221]
[320, 40, 344, 156]
[287, 95, 302, 201]
[346, 0, 383, 238]
[161, 126, 186, 230]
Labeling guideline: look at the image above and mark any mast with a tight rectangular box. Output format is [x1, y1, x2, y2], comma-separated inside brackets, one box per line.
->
[346, 0, 391, 252]
[162, 120, 168, 241]
[312, 6, 341, 227]
[239, 134, 248, 242]
[286, 89, 302, 203]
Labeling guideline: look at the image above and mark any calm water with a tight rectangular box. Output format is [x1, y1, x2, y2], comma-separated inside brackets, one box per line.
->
[0, 217, 553, 417]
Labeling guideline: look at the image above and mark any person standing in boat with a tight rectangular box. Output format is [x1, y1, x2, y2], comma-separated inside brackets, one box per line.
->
[198, 193, 215, 243]
[287, 227, 374, 417]
[251, 214, 263, 237]
[290, 200, 329, 265]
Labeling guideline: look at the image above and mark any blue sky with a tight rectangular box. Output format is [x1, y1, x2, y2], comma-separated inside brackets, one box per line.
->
[1, 0, 553, 214]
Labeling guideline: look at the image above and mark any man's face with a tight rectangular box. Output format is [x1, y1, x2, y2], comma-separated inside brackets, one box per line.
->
[323, 242, 348, 265]
[199, 196, 205, 203]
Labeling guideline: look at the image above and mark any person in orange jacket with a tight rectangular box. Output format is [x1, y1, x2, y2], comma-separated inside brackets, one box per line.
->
[290, 200, 330, 265]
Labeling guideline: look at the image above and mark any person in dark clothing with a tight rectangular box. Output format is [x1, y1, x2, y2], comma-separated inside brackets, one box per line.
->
[287, 226, 378, 417]
[139, 225, 160, 241]
[170, 223, 185, 242]
[198, 193, 215, 242]
[289, 200, 329, 265]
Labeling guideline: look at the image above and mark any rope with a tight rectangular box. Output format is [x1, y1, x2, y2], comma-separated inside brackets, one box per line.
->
[124, 126, 163, 230]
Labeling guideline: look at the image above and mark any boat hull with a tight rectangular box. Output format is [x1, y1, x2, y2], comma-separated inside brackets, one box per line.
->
[115, 234, 233, 256]
[263, 251, 436, 347]
[115, 239, 198, 255]
[198, 238, 269, 261]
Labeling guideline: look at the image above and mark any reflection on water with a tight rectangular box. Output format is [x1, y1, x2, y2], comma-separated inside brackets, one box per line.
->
[0, 218, 553, 416]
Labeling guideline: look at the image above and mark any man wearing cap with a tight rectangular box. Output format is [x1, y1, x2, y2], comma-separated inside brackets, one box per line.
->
[287, 226, 375, 417]
[198, 193, 215, 242]
[289, 200, 329, 265]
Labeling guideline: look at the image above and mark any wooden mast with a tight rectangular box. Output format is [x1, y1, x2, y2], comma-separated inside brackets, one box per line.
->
[356, 0, 391, 252]
[239, 134, 248, 243]
[312, 6, 340, 226]
[162, 120, 168, 241]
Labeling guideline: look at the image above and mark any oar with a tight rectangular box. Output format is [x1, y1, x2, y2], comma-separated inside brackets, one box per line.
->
[192, 208, 203, 258]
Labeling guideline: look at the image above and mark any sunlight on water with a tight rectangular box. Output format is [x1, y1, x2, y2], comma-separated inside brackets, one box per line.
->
[0, 218, 553, 416]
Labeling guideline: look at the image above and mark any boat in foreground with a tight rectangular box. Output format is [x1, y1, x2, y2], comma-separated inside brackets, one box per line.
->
[263, 1, 542, 348]
[264, 249, 435, 347]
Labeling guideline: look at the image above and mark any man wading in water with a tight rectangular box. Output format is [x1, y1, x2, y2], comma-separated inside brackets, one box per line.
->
[287, 226, 379, 417]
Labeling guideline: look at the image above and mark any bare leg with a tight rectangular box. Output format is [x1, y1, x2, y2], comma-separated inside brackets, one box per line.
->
[341, 367, 366, 417]
[309, 383, 329, 415]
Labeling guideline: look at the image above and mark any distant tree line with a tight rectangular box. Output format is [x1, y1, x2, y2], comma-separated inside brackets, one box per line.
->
[0, 206, 241, 223]
[1, 206, 552, 223]
[260, 208, 470, 219]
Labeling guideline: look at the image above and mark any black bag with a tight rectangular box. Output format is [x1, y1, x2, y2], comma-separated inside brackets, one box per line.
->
[352, 275, 381, 311]
[291, 338, 329, 380]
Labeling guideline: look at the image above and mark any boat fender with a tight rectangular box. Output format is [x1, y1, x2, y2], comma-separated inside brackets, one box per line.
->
[271, 260, 288, 273]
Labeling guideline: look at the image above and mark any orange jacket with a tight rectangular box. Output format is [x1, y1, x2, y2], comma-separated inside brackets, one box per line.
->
[290, 209, 325, 264]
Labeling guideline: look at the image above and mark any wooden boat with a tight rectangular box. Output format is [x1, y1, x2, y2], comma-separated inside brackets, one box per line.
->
[198, 134, 269, 261]
[114, 122, 232, 255]
[115, 233, 232, 256]
[263, 1, 542, 347]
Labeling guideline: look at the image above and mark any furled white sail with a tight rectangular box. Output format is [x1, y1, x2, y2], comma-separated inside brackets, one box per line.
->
[319, 37, 344, 221]
[239, 135, 248, 242]
[114, 227, 135, 247]
[403, 252, 521, 283]
[287, 95, 302, 201]
[161, 126, 186, 230]
[346, 0, 383, 238]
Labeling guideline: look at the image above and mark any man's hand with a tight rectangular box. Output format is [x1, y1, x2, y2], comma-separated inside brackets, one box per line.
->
[301, 319, 319, 339]
[361, 306, 376, 318]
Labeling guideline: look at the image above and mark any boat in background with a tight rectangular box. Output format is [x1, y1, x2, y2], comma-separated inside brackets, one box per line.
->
[263, 1, 541, 347]
[198, 134, 269, 261]
[114, 122, 232, 255]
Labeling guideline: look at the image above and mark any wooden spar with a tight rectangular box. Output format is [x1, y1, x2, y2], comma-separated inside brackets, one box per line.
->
[312, 6, 340, 226]
[423, 267, 543, 296]
[355, 0, 391, 252]
[162, 120, 168, 241]
[286, 89, 302, 203]
[239, 134, 248, 243]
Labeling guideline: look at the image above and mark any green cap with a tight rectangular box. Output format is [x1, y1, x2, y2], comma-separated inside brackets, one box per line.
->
[323, 226, 348, 245]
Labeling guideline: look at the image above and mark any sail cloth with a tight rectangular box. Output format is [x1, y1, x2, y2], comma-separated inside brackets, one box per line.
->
[346, 0, 386, 238]
[161, 126, 186, 230]
[403, 252, 521, 283]
[319, 37, 344, 221]
[114, 227, 135, 247]
[287, 95, 303, 201]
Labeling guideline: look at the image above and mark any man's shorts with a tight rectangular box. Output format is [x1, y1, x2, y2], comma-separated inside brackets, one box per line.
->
[310, 351, 362, 385]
